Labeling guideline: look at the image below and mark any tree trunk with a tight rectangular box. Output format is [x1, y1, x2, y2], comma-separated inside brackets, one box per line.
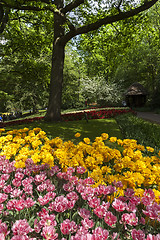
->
[44, 0, 65, 122]
[45, 42, 65, 121]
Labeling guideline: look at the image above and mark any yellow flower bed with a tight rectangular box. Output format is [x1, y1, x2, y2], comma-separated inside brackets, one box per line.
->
[0, 127, 160, 202]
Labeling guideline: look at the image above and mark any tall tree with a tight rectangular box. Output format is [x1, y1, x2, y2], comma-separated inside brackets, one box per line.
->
[0, 0, 158, 121]
[0, 10, 52, 112]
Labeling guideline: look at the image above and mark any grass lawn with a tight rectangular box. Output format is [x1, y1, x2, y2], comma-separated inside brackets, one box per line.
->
[4, 118, 123, 143]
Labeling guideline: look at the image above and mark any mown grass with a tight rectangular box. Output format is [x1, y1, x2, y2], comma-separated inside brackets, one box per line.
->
[4, 118, 123, 144]
[4, 111, 160, 148]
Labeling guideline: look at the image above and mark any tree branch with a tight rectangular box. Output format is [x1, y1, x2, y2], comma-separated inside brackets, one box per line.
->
[61, 0, 158, 44]
[0, 1, 55, 12]
[61, 0, 84, 14]
[0, 7, 9, 33]
[0, 4, 4, 22]
[111, 23, 124, 36]
[0, 0, 76, 33]
[117, 0, 123, 13]
[24, 0, 53, 3]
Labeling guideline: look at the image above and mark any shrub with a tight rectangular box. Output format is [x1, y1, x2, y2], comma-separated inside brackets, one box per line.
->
[115, 113, 160, 148]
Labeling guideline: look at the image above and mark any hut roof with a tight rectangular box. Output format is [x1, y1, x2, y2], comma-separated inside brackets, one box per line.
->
[125, 82, 148, 96]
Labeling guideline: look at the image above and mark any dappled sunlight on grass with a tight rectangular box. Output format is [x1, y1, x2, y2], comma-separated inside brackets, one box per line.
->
[4, 119, 123, 143]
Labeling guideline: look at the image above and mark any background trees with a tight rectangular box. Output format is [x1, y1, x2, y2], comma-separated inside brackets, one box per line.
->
[78, 1, 160, 108]
[0, 0, 159, 116]
[0, 0, 158, 121]
[0, 10, 52, 112]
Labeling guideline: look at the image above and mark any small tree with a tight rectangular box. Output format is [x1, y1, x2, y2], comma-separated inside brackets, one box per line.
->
[80, 76, 123, 107]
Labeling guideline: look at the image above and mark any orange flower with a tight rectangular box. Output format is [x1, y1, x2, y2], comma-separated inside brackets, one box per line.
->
[75, 132, 81, 138]
[83, 138, 90, 144]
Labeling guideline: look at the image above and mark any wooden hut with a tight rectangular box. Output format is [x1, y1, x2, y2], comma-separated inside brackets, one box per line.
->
[125, 82, 148, 107]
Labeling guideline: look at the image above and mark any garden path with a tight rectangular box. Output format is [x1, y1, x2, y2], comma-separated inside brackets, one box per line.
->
[136, 111, 160, 125]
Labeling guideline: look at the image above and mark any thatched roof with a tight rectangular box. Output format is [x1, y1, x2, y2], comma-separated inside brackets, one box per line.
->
[125, 82, 148, 96]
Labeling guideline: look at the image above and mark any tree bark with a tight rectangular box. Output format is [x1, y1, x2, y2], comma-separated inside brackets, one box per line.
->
[0, 6, 10, 34]
[45, 42, 65, 121]
[44, 0, 65, 121]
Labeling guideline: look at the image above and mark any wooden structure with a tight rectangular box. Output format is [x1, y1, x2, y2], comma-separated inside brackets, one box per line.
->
[125, 82, 148, 107]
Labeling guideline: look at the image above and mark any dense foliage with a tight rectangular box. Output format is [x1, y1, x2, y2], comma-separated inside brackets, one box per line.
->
[78, 1, 160, 107]
[116, 113, 160, 147]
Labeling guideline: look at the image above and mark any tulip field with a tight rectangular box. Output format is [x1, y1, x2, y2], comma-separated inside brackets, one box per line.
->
[0, 109, 160, 239]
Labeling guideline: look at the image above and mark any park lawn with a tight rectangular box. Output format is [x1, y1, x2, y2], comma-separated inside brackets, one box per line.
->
[4, 118, 123, 143]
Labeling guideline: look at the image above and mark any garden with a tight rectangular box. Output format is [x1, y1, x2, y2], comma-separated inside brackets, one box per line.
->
[1, 0, 160, 239]
[0, 108, 160, 240]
